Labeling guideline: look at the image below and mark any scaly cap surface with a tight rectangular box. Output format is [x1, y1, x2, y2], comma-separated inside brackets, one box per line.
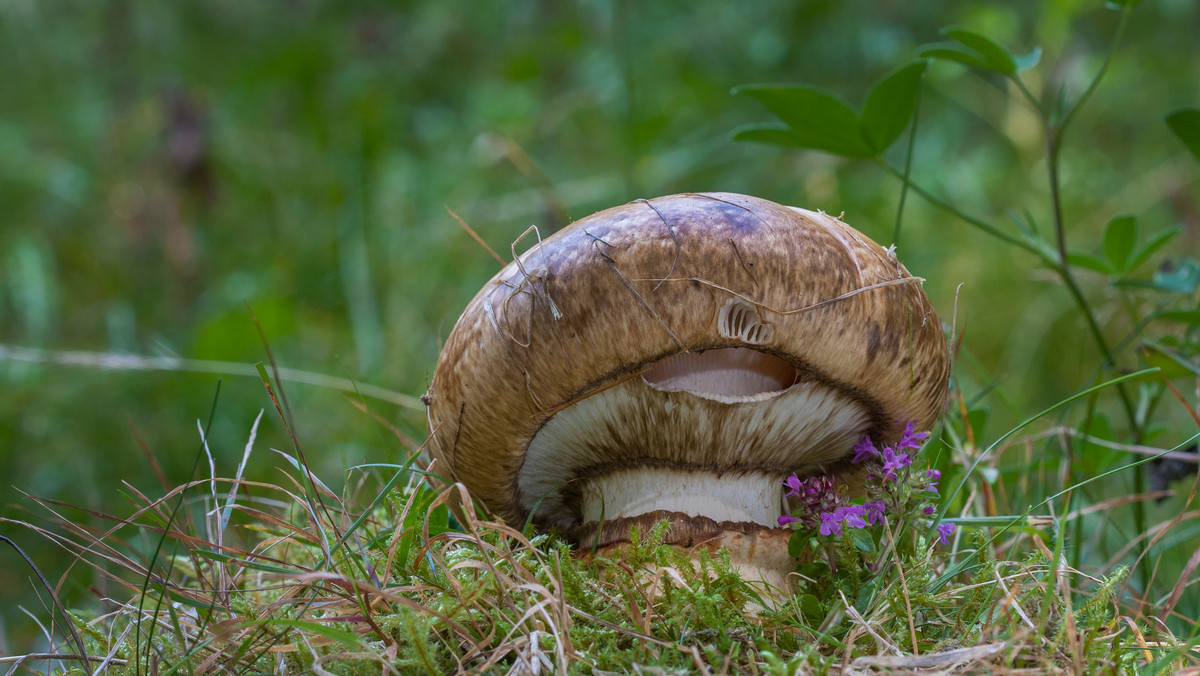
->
[425, 192, 949, 533]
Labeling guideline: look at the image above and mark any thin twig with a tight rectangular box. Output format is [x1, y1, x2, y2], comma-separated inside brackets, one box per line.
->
[446, 206, 507, 268]
[882, 519, 919, 655]
[0, 344, 423, 410]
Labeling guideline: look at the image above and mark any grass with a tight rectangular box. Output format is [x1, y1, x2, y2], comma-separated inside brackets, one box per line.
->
[3, 368, 1198, 674]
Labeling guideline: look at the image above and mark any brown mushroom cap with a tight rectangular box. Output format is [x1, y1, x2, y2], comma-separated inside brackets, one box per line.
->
[425, 192, 949, 541]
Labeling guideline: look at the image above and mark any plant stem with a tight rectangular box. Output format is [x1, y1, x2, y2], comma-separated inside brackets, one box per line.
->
[876, 160, 1040, 256]
[1039, 5, 1139, 440]
[1046, 136, 1069, 266]
[1046, 259, 1138, 430]
[1042, 3, 1146, 596]
[877, 160, 1135, 441]
[1055, 7, 1132, 137]
[1044, 5, 1132, 267]
[892, 77, 924, 246]
[1012, 77, 1041, 113]
[883, 6, 1146, 594]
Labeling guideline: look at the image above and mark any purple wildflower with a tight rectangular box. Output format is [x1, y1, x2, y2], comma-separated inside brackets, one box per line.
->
[924, 469, 941, 491]
[923, 505, 936, 515]
[840, 505, 868, 529]
[804, 475, 835, 498]
[818, 505, 868, 536]
[818, 511, 841, 536]
[934, 522, 956, 545]
[851, 435, 879, 464]
[779, 474, 843, 531]
[782, 474, 803, 497]
[864, 500, 886, 525]
[778, 514, 802, 527]
[897, 421, 930, 451]
[879, 447, 910, 483]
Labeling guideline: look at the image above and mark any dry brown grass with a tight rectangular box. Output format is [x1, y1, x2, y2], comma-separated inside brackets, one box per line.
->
[3, 458, 1195, 674]
[1, 368, 1197, 673]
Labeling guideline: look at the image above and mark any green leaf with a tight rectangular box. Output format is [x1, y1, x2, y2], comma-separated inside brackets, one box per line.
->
[1152, 310, 1200, 325]
[731, 123, 811, 147]
[1067, 252, 1114, 275]
[1141, 340, 1199, 378]
[788, 528, 814, 558]
[426, 501, 453, 536]
[733, 84, 873, 157]
[796, 561, 829, 580]
[848, 527, 875, 553]
[915, 45, 992, 71]
[797, 593, 823, 620]
[1166, 108, 1200, 163]
[1127, 225, 1180, 271]
[1079, 414, 1116, 467]
[860, 61, 926, 153]
[1106, 0, 1144, 7]
[1008, 210, 1060, 265]
[1103, 214, 1137, 273]
[1049, 83, 1070, 128]
[941, 27, 1017, 75]
[854, 577, 879, 612]
[1008, 208, 1039, 238]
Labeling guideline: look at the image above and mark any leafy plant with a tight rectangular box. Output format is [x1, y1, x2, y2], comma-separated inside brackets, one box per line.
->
[735, 0, 1199, 632]
[733, 60, 926, 159]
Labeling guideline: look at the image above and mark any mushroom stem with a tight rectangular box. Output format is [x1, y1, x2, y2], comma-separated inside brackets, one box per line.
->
[580, 468, 782, 527]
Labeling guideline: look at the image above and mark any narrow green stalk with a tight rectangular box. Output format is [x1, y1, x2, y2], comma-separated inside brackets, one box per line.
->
[137, 381, 222, 676]
[1039, 4, 1144, 592]
[1012, 77, 1041, 113]
[1055, 8, 1132, 137]
[1049, 261, 1139, 426]
[892, 77, 924, 245]
[876, 160, 1040, 256]
[1046, 136, 1069, 266]
[1040, 5, 1134, 391]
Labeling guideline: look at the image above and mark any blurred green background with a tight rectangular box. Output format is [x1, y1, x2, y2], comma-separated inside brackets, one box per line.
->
[1, 0, 1197, 653]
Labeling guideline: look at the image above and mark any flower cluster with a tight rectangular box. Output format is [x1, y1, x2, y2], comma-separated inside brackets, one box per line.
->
[849, 420, 928, 481]
[778, 420, 956, 547]
[777, 474, 840, 530]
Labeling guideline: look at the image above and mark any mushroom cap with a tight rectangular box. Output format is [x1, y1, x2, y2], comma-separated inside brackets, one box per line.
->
[425, 192, 949, 532]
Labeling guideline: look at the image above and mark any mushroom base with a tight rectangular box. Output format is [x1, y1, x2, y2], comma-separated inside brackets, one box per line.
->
[572, 468, 802, 604]
[578, 524, 802, 606]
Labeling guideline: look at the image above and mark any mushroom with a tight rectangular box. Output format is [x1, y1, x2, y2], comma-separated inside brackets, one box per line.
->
[425, 192, 949, 595]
